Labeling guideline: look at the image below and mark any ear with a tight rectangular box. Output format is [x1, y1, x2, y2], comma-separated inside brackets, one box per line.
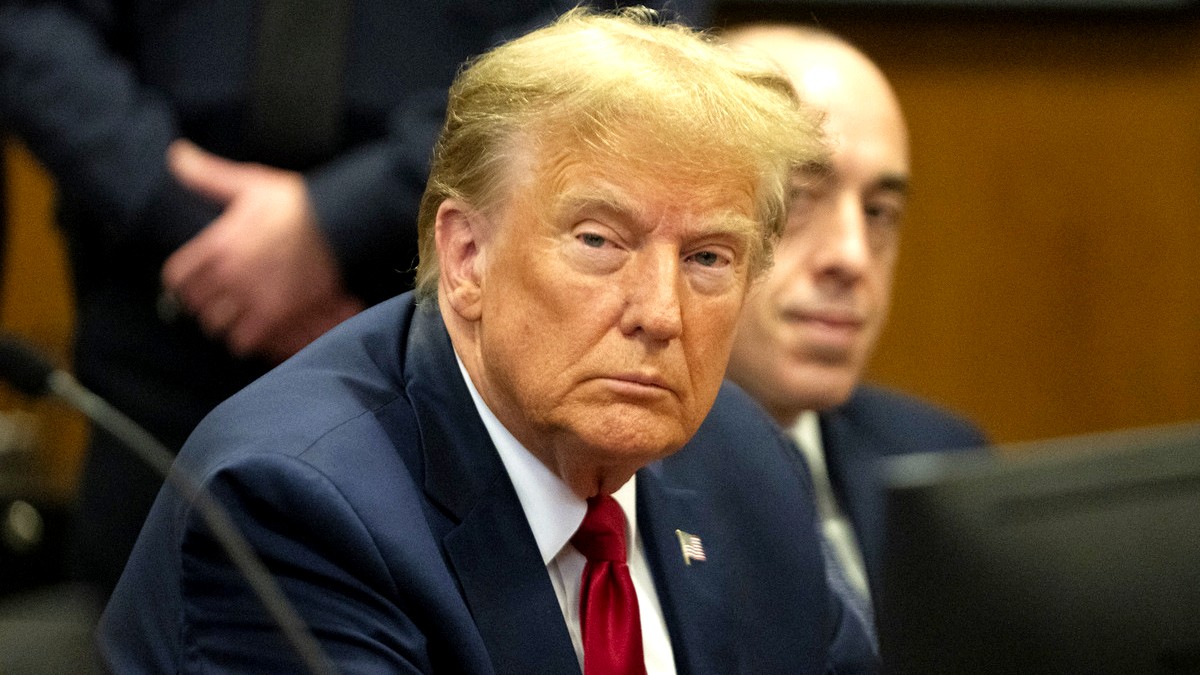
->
[435, 199, 486, 322]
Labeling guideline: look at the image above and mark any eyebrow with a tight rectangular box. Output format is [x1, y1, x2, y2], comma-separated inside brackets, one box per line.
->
[557, 191, 761, 243]
[793, 165, 912, 198]
[557, 190, 629, 221]
[876, 173, 911, 196]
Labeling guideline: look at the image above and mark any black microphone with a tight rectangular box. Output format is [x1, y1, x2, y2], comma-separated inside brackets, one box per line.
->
[0, 334, 337, 675]
[0, 334, 56, 397]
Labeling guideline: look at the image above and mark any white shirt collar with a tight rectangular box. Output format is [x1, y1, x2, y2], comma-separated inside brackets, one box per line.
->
[454, 353, 638, 565]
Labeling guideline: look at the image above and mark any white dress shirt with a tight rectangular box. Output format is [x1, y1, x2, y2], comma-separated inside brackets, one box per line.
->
[457, 355, 677, 674]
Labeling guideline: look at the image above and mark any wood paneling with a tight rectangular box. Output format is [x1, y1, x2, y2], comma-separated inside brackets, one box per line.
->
[2, 138, 86, 497]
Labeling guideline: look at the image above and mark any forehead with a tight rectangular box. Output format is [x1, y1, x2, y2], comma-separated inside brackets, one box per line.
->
[514, 132, 763, 230]
[820, 92, 908, 175]
[795, 51, 909, 174]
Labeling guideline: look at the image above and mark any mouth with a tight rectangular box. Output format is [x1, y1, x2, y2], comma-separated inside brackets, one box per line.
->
[780, 308, 866, 349]
[596, 372, 672, 398]
[784, 307, 864, 330]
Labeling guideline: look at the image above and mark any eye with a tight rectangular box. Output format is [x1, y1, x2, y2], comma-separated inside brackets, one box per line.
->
[865, 192, 906, 229]
[789, 185, 820, 211]
[568, 226, 627, 275]
[790, 169, 831, 209]
[688, 250, 728, 268]
[865, 205, 895, 227]
[863, 199, 904, 251]
[578, 232, 609, 248]
[785, 185, 827, 235]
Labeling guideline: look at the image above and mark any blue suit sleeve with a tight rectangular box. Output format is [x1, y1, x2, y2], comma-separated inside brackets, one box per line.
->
[175, 457, 430, 673]
[0, 2, 216, 257]
[304, 93, 443, 304]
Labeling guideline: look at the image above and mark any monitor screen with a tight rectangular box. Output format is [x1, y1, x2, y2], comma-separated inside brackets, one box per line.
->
[877, 422, 1200, 674]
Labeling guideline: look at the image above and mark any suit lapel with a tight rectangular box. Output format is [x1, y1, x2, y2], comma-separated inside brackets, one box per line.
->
[637, 464, 739, 675]
[404, 304, 580, 675]
[443, 479, 581, 675]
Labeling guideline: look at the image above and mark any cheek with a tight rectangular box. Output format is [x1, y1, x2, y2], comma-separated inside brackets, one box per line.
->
[865, 255, 898, 316]
[744, 283, 780, 332]
[684, 297, 744, 383]
[737, 281, 790, 352]
[760, 243, 812, 301]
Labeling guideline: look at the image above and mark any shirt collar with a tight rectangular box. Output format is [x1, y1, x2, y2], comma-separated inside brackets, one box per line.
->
[454, 353, 638, 564]
[791, 409, 825, 470]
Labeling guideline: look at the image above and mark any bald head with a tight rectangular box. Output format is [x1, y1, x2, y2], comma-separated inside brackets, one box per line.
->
[724, 26, 907, 159]
[723, 25, 912, 424]
[720, 25, 907, 186]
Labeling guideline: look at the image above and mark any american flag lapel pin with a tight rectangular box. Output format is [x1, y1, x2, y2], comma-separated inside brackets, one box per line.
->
[675, 529, 707, 566]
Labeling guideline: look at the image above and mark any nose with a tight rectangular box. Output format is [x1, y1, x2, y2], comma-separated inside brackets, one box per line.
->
[811, 193, 870, 288]
[619, 249, 683, 342]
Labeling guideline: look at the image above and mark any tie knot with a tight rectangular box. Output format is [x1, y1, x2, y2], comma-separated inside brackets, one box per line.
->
[572, 496, 628, 563]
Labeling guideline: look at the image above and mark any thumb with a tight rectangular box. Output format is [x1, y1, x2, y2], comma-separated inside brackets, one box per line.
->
[168, 139, 255, 204]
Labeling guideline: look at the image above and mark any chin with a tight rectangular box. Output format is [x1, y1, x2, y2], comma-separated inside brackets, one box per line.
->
[784, 363, 859, 412]
[576, 407, 693, 461]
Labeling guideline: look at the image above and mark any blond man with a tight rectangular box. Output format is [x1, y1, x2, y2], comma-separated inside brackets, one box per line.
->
[100, 9, 876, 674]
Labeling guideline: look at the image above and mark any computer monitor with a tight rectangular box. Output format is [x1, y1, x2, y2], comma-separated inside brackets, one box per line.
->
[877, 422, 1200, 675]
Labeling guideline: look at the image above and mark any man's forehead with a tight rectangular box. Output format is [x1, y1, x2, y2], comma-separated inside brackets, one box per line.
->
[532, 123, 752, 186]
[554, 182, 758, 235]
[794, 114, 910, 191]
[552, 173, 760, 233]
[499, 130, 765, 239]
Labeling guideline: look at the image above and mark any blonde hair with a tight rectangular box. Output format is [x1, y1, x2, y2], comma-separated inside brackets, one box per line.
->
[414, 6, 823, 301]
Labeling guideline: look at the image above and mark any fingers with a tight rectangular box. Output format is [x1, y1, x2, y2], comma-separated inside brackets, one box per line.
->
[167, 139, 255, 204]
[161, 223, 243, 342]
[161, 229, 207, 293]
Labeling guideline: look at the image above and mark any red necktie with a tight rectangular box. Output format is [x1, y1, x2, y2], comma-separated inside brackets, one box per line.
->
[572, 495, 648, 675]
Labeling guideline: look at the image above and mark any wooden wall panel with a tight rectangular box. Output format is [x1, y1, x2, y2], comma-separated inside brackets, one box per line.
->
[2, 138, 86, 497]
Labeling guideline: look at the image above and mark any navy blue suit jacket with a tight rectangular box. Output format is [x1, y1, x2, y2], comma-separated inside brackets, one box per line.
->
[100, 294, 875, 673]
[820, 386, 988, 597]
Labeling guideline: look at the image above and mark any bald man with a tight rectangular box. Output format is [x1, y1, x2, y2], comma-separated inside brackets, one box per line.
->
[723, 25, 987, 605]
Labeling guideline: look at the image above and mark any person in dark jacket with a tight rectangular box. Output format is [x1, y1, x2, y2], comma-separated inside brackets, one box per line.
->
[723, 24, 988, 609]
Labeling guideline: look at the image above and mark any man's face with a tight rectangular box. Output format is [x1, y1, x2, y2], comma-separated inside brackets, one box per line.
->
[471, 140, 759, 494]
[728, 48, 909, 424]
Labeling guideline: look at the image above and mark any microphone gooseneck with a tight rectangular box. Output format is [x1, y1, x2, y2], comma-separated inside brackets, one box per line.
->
[0, 334, 336, 675]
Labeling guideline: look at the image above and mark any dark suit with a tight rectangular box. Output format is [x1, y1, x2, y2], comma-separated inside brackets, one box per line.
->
[820, 385, 988, 597]
[0, 0, 708, 595]
[99, 293, 875, 673]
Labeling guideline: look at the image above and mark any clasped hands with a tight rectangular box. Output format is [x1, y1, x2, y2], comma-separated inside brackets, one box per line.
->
[161, 140, 364, 364]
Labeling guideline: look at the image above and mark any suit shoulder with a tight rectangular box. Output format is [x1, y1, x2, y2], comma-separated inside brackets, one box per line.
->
[705, 380, 790, 440]
[182, 296, 419, 470]
[673, 380, 800, 477]
[839, 384, 988, 450]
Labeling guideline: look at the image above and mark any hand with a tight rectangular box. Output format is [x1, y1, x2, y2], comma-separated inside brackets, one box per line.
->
[162, 140, 364, 363]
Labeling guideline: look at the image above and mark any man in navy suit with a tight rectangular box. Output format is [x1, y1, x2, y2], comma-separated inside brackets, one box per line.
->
[99, 8, 876, 673]
[722, 26, 988, 607]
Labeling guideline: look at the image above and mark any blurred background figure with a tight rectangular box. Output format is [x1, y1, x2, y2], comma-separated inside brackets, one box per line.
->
[0, 0, 710, 599]
[722, 24, 986, 609]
